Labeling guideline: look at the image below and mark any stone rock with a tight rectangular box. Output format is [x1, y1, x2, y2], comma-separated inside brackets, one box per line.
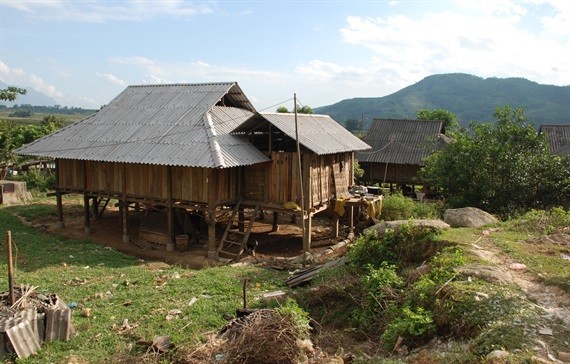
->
[444, 207, 498, 228]
[364, 219, 450, 235]
[457, 265, 512, 284]
[486, 349, 509, 360]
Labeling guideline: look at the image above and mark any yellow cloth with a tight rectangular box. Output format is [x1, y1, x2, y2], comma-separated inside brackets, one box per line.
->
[365, 197, 383, 219]
[283, 201, 301, 211]
[334, 199, 346, 217]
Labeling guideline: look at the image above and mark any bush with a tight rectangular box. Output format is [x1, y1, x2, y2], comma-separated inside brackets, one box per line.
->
[348, 223, 443, 268]
[11, 169, 55, 191]
[507, 207, 570, 234]
[381, 193, 443, 221]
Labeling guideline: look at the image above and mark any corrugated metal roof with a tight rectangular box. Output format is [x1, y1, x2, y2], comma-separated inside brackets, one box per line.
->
[233, 112, 370, 155]
[539, 124, 570, 155]
[356, 118, 446, 165]
[16, 83, 268, 168]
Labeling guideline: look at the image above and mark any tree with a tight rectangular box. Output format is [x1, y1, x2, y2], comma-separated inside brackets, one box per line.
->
[419, 105, 570, 217]
[417, 109, 459, 134]
[0, 87, 26, 102]
[345, 119, 360, 132]
[275, 105, 313, 114]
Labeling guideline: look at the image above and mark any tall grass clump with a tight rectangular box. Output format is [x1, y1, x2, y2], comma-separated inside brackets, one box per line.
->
[380, 193, 443, 221]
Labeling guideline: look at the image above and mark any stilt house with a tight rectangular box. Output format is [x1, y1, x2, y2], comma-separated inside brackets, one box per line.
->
[16, 82, 369, 258]
[356, 118, 449, 186]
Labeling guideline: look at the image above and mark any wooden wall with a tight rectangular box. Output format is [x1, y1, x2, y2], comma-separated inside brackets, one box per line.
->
[243, 151, 353, 208]
[58, 159, 84, 190]
[56, 159, 239, 204]
[360, 162, 420, 185]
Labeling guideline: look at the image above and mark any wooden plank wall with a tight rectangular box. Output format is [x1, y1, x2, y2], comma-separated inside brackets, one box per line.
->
[57, 159, 84, 189]
[242, 163, 266, 201]
[86, 161, 122, 193]
[215, 167, 239, 202]
[171, 166, 209, 203]
[125, 163, 168, 198]
[361, 162, 420, 185]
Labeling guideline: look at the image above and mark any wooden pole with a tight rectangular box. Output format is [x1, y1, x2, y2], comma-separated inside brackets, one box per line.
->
[6, 230, 15, 306]
[294, 94, 308, 266]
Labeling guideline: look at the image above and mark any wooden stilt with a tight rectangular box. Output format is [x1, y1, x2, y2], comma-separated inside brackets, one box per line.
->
[122, 197, 129, 243]
[83, 192, 91, 234]
[56, 189, 64, 229]
[333, 215, 339, 238]
[272, 212, 279, 232]
[207, 209, 216, 258]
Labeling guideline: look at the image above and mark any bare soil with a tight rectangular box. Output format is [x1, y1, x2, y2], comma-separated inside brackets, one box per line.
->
[33, 204, 350, 269]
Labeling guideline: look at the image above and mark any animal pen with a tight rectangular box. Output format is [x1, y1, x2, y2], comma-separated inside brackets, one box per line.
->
[16, 82, 370, 260]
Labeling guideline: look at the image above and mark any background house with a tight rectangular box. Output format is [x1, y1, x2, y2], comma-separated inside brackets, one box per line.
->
[539, 124, 570, 156]
[16, 82, 369, 259]
[356, 118, 449, 188]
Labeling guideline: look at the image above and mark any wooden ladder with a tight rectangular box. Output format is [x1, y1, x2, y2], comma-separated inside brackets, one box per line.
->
[215, 200, 260, 262]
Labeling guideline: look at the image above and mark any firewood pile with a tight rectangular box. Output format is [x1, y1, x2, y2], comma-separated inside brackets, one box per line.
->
[0, 284, 75, 359]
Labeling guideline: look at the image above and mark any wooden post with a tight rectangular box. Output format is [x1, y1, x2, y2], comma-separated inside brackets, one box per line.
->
[122, 163, 129, 243]
[305, 212, 312, 251]
[83, 192, 91, 235]
[56, 189, 64, 229]
[55, 159, 64, 229]
[207, 172, 218, 258]
[272, 212, 279, 232]
[6, 230, 15, 306]
[166, 166, 174, 251]
[348, 204, 354, 235]
[238, 207, 245, 232]
[207, 209, 216, 258]
[333, 215, 339, 238]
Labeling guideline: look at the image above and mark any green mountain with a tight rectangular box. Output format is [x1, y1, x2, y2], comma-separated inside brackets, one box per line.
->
[314, 73, 570, 128]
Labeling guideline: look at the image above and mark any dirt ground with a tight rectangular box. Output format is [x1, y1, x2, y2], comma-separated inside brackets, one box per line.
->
[37, 205, 352, 269]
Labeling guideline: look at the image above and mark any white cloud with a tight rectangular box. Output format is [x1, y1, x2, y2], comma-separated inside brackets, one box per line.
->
[96, 72, 126, 86]
[2, 0, 213, 22]
[0, 61, 63, 98]
[338, 2, 570, 89]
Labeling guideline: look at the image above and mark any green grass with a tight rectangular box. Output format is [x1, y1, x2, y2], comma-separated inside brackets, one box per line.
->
[491, 229, 570, 291]
[0, 207, 289, 363]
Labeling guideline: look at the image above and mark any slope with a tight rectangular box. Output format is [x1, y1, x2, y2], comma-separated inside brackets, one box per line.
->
[314, 73, 570, 128]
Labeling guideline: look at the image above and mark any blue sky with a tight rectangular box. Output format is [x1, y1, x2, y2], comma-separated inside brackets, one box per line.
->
[1, 0, 569, 110]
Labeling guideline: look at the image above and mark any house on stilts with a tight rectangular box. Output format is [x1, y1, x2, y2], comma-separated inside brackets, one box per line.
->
[16, 82, 370, 260]
[356, 118, 450, 193]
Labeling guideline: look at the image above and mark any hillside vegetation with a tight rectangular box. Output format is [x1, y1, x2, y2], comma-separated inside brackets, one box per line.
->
[314, 74, 570, 128]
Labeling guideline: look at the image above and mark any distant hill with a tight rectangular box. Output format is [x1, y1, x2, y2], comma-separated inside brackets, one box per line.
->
[314, 74, 570, 128]
[0, 81, 58, 106]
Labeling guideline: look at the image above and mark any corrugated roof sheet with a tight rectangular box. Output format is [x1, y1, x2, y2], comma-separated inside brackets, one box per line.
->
[539, 124, 570, 155]
[356, 118, 446, 165]
[233, 112, 370, 155]
[16, 83, 269, 168]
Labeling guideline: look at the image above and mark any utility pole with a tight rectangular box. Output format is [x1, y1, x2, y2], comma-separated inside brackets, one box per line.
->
[294, 94, 307, 266]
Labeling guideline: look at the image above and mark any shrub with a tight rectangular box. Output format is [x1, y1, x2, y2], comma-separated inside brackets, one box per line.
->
[348, 223, 443, 268]
[381, 193, 443, 221]
[11, 169, 55, 192]
[381, 306, 435, 350]
[507, 207, 570, 234]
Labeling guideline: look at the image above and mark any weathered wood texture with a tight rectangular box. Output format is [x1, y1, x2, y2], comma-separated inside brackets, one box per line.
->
[243, 151, 353, 208]
[57, 159, 239, 204]
[360, 162, 420, 185]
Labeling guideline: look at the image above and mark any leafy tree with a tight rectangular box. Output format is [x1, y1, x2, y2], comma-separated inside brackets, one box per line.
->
[275, 105, 314, 114]
[420, 105, 570, 217]
[0, 87, 26, 102]
[41, 115, 65, 133]
[417, 109, 459, 133]
[345, 119, 360, 132]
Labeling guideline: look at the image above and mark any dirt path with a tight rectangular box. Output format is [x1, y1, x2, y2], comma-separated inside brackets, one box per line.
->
[469, 231, 570, 326]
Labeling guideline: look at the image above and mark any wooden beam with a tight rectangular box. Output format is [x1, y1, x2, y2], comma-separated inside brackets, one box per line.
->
[166, 166, 174, 251]
[122, 163, 129, 243]
[56, 189, 64, 229]
[272, 212, 279, 232]
[83, 192, 91, 235]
